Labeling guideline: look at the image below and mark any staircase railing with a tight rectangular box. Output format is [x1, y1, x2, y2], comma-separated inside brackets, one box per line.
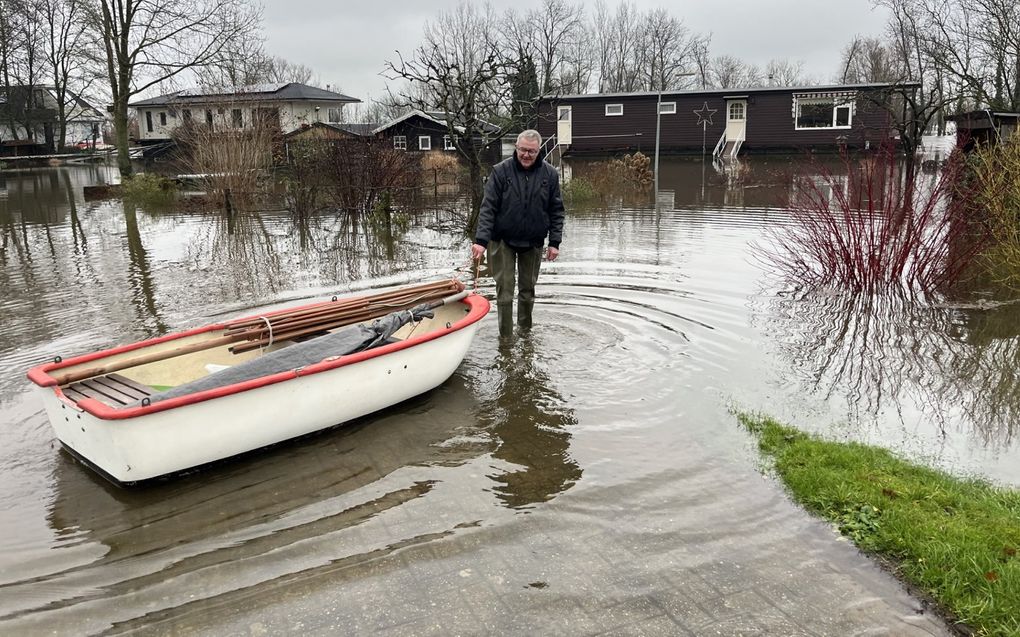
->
[712, 131, 726, 158]
[540, 134, 561, 171]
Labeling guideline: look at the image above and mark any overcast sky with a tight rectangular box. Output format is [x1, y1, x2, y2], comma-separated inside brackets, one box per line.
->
[262, 0, 891, 103]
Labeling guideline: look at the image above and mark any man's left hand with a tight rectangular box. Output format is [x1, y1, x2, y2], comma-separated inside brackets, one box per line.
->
[546, 247, 559, 261]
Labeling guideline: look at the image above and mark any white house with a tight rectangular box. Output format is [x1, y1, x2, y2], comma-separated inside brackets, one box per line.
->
[0, 85, 105, 152]
[129, 82, 361, 141]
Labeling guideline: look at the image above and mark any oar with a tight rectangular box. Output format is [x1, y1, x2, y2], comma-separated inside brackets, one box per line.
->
[50, 281, 465, 386]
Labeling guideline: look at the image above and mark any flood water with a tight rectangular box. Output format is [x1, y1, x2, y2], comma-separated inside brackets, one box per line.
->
[2, 156, 1015, 635]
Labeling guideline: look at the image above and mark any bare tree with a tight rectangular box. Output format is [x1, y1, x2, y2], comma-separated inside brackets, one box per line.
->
[604, 1, 641, 92]
[529, 0, 585, 93]
[709, 54, 763, 88]
[94, 0, 262, 177]
[384, 2, 519, 233]
[0, 0, 46, 144]
[39, 0, 100, 149]
[764, 58, 806, 86]
[637, 9, 704, 91]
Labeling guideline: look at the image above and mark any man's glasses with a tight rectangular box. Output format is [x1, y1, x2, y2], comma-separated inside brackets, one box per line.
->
[516, 146, 539, 157]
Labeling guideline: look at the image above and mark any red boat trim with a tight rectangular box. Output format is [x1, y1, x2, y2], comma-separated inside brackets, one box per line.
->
[30, 294, 489, 421]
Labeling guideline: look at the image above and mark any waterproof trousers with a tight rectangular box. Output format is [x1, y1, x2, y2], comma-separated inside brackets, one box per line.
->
[487, 241, 543, 337]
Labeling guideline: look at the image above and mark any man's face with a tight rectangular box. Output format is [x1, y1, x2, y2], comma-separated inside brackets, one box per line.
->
[516, 139, 540, 168]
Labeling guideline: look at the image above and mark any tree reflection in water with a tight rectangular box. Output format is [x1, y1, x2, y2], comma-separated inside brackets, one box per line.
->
[186, 207, 415, 300]
[476, 337, 581, 510]
[759, 287, 1020, 446]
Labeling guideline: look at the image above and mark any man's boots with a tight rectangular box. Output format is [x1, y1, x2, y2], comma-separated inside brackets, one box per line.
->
[497, 302, 514, 338]
[517, 299, 534, 330]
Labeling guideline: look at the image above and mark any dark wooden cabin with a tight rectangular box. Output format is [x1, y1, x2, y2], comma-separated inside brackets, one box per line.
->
[946, 111, 1020, 150]
[537, 82, 916, 158]
[372, 110, 502, 163]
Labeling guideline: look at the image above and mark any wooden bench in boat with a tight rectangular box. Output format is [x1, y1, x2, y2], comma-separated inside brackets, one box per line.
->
[63, 373, 153, 407]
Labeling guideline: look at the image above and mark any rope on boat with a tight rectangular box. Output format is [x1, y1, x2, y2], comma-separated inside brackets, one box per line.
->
[258, 316, 274, 354]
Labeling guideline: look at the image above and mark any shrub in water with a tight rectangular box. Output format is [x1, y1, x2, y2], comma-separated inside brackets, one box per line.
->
[756, 146, 985, 295]
[121, 173, 177, 207]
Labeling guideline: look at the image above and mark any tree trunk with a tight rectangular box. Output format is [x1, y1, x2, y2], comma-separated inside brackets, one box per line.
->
[466, 158, 483, 237]
[113, 96, 132, 178]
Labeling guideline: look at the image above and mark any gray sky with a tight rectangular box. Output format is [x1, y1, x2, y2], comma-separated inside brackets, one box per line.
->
[262, 0, 891, 104]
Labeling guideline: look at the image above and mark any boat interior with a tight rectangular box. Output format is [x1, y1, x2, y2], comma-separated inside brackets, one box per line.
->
[56, 301, 472, 409]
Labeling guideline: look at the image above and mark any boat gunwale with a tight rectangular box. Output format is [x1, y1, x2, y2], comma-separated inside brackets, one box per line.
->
[27, 293, 489, 421]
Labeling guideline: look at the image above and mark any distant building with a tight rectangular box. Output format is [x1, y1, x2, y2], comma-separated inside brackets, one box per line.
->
[129, 83, 361, 142]
[372, 110, 500, 160]
[537, 82, 917, 158]
[946, 111, 1020, 150]
[0, 85, 105, 155]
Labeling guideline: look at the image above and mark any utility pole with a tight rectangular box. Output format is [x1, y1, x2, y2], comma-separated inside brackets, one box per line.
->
[654, 73, 695, 207]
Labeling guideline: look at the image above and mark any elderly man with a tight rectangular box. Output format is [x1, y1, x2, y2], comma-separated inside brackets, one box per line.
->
[471, 129, 565, 338]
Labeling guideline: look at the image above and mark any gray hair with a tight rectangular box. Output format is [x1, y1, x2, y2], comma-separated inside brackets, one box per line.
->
[517, 129, 541, 145]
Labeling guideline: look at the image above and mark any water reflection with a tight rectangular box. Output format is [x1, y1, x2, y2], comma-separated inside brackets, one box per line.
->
[123, 201, 168, 334]
[759, 287, 1020, 446]
[6, 376, 484, 630]
[476, 337, 581, 510]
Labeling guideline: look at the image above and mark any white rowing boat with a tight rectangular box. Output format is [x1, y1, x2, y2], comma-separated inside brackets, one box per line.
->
[27, 280, 489, 484]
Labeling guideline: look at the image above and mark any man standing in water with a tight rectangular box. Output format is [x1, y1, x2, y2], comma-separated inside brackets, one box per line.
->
[471, 129, 565, 338]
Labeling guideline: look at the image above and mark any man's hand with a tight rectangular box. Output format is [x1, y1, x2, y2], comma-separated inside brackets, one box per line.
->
[546, 246, 559, 261]
[471, 243, 486, 261]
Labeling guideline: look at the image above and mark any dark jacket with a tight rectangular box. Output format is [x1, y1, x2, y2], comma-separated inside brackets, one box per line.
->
[474, 154, 565, 250]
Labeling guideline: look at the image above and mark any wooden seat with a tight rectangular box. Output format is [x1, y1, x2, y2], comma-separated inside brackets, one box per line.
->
[63, 373, 153, 407]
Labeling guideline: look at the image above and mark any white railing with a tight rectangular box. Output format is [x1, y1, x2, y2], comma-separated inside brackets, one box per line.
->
[540, 134, 561, 171]
[713, 131, 726, 158]
[731, 136, 744, 159]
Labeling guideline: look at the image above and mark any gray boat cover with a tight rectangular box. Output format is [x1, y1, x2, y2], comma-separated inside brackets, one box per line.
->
[140, 304, 436, 405]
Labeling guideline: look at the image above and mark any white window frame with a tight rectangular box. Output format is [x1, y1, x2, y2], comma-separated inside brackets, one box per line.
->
[443, 134, 455, 150]
[794, 94, 855, 131]
[605, 103, 624, 116]
[658, 101, 677, 115]
[327, 107, 342, 123]
[393, 135, 407, 150]
[728, 102, 745, 121]
[418, 135, 432, 150]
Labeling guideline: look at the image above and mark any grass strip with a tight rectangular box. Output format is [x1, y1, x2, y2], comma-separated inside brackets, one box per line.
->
[736, 411, 1020, 636]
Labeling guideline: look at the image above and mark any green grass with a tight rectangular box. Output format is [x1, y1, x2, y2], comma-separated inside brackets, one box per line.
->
[736, 412, 1020, 636]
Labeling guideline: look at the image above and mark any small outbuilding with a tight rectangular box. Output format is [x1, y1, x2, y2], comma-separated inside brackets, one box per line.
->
[945, 111, 1020, 150]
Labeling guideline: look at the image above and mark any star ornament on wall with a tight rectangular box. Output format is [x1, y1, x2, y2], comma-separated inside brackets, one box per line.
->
[694, 102, 716, 127]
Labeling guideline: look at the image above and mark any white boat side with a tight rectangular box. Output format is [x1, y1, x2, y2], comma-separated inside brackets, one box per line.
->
[29, 293, 489, 483]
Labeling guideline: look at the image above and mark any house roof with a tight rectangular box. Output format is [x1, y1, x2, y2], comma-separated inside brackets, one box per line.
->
[0, 85, 104, 121]
[372, 109, 499, 135]
[130, 82, 360, 108]
[281, 121, 379, 139]
[540, 82, 921, 101]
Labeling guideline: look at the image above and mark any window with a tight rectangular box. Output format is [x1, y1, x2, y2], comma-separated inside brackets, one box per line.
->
[327, 108, 342, 123]
[145, 111, 153, 132]
[419, 135, 431, 151]
[205, 110, 214, 125]
[444, 135, 455, 150]
[605, 103, 623, 116]
[794, 94, 855, 129]
[231, 108, 243, 128]
[658, 102, 676, 115]
[728, 102, 745, 121]
[393, 135, 407, 150]
[159, 112, 167, 126]
[182, 109, 192, 122]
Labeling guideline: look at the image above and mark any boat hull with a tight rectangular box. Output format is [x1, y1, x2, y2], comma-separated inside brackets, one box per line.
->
[30, 293, 488, 483]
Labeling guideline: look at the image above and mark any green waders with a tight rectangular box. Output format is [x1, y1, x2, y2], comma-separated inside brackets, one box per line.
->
[487, 241, 543, 337]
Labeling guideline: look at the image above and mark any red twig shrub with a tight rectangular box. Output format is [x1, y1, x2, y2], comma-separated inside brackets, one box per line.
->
[756, 146, 985, 295]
